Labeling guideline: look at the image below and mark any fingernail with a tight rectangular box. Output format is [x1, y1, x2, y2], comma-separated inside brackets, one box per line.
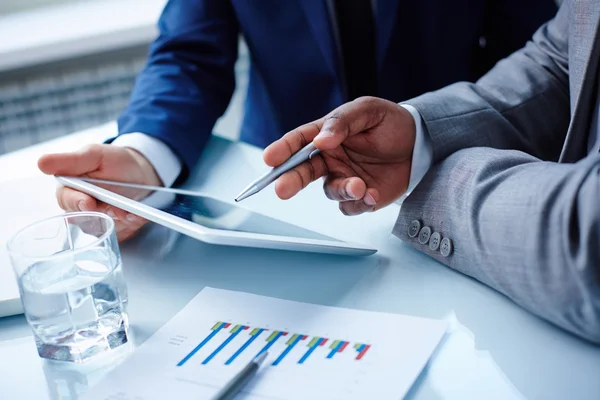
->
[78, 201, 89, 211]
[107, 210, 118, 219]
[126, 213, 138, 222]
[315, 130, 334, 141]
[345, 182, 357, 200]
[364, 193, 377, 206]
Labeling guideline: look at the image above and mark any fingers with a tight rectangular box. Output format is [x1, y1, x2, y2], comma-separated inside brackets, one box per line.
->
[313, 97, 388, 150]
[274, 155, 327, 199]
[338, 188, 380, 216]
[56, 185, 146, 238]
[38, 144, 105, 176]
[322, 176, 379, 216]
[115, 223, 146, 242]
[56, 186, 98, 212]
[264, 97, 389, 167]
[42, 143, 149, 243]
[264, 120, 323, 167]
[323, 176, 367, 202]
[110, 214, 148, 243]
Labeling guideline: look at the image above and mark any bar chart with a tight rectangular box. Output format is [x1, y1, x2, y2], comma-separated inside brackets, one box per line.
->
[176, 320, 371, 368]
[83, 288, 449, 400]
[298, 337, 328, 364]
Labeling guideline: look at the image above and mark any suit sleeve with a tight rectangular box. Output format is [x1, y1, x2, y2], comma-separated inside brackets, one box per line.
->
[116, 0, 239, 180]
[394, 148, 600, 343]
[405, 0, 570, 164]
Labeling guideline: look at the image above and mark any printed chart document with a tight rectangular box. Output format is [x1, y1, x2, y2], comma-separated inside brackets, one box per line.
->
[84, 288, 448, 400]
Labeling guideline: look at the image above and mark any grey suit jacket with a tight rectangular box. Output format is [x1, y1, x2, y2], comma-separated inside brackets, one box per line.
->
[398, 0, 600, 343]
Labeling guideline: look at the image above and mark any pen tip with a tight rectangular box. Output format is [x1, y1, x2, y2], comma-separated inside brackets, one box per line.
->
[254, 351, 268, 365]
[234, 186, 258, 203]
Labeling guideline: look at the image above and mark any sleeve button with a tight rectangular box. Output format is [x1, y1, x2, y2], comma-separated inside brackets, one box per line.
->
[408, 220, 421, 238]
[418, 226, 432, 245]
[440, 238, 453, 257]
[429, 232, 441, 251]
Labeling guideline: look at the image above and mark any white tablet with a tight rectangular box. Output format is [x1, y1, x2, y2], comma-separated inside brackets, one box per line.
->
[56, 177, 377, 256]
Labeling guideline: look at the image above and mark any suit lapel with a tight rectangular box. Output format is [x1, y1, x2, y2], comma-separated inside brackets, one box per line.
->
[298, 0, 339, 77]
[560, 0, 600, 162]
[375, 0, 400, 71]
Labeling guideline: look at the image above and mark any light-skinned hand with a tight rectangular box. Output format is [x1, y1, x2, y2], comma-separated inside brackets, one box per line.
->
[263, 97, 416, 216]
[38, 144, 162, 242]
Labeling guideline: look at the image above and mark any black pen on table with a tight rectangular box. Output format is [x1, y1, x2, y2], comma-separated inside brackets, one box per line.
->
[210, 352, 268, 400]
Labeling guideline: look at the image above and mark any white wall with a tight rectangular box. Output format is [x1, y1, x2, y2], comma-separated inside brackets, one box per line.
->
[0, 0, 85, 14]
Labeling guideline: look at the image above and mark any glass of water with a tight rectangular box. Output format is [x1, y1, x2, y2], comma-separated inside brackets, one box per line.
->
[7, 212, 129, 363]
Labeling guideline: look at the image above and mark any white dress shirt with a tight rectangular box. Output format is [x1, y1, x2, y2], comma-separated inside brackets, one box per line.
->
[401, 104, 433, 197]
[112, 104, 434, 194]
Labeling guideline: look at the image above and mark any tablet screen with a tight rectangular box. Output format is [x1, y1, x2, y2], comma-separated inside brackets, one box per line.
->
[86, 180, 342, 242]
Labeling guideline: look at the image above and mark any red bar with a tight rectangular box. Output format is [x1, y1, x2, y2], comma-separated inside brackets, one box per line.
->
[356, 344, 371, 360]
[283, 332, 289, 336]
[301, 335, 308, 340]
[224, 323, 231, 328]
[243, 326, 249, 330]
[319, 338, 328, 346]
[338, 342, 349, 353]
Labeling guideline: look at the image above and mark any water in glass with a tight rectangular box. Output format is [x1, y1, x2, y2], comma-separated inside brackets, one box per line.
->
[18, 246, 129, 363]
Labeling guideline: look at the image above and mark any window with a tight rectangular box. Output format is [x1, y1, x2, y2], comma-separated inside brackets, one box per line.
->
[0, 0, 91, 15]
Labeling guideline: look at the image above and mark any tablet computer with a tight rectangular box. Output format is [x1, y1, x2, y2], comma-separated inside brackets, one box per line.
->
[56, 177, 377, 256]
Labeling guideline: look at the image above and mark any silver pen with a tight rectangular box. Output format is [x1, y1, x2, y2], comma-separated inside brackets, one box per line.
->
[235, 142, 321, 202]
[210, 352, 268, 400]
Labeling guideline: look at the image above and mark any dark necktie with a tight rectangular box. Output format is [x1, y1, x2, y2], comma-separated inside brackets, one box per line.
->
[334, 0, 378, 100]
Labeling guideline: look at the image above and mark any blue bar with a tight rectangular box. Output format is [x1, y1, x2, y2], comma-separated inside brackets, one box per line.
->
[225, 329, 264, 365]
[273, 335, 303, 366]
[202, 326, 246, 365]
[327, 340, 344, 359]
[298, 338, 323, 364]
[357, 344, 366, 353]
[177, 325, 223, 366]
[256, 331, 284, 358]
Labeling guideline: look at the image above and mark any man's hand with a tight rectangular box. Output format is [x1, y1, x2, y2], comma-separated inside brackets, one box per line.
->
[263, 97, 416, 215]
[38, 144, 162, 241]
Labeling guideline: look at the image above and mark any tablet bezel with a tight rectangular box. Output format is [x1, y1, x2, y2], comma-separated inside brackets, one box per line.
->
[55, 177, 377, 256]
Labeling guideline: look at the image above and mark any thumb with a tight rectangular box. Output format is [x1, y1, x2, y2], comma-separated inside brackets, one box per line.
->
[313, 97, 387, 150]
[38, 144, 105, 176]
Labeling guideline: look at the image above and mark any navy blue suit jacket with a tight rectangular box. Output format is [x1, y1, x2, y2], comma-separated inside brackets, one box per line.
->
[117, 0, 556, 178]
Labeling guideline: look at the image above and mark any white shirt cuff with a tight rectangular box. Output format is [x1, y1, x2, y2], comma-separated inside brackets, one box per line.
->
[112, 133, 183, 188]
[399, 104, 433, 199]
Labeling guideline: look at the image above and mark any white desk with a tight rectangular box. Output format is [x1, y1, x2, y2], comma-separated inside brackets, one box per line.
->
[0, 124, 599, 400]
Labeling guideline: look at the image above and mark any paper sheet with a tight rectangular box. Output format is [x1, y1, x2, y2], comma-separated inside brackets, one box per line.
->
[83, 288, 448, 400]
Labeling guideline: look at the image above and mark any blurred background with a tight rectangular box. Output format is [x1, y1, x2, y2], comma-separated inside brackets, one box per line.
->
[0, 0, 247, 155]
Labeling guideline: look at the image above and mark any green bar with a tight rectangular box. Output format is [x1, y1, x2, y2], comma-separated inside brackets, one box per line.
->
[308, 337, 319, 348]
[231, 324, 242, 334]
[330, 340, 340, 349]
[267, 331, 279, 342]
[286, 334, 299, 345]
[354, 343, 361, 350]
[211, 322, 223, 331]
[250, 328, 260, 336]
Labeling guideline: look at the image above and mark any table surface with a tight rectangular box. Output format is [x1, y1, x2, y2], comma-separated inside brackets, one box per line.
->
[0, 124, 599, 400]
